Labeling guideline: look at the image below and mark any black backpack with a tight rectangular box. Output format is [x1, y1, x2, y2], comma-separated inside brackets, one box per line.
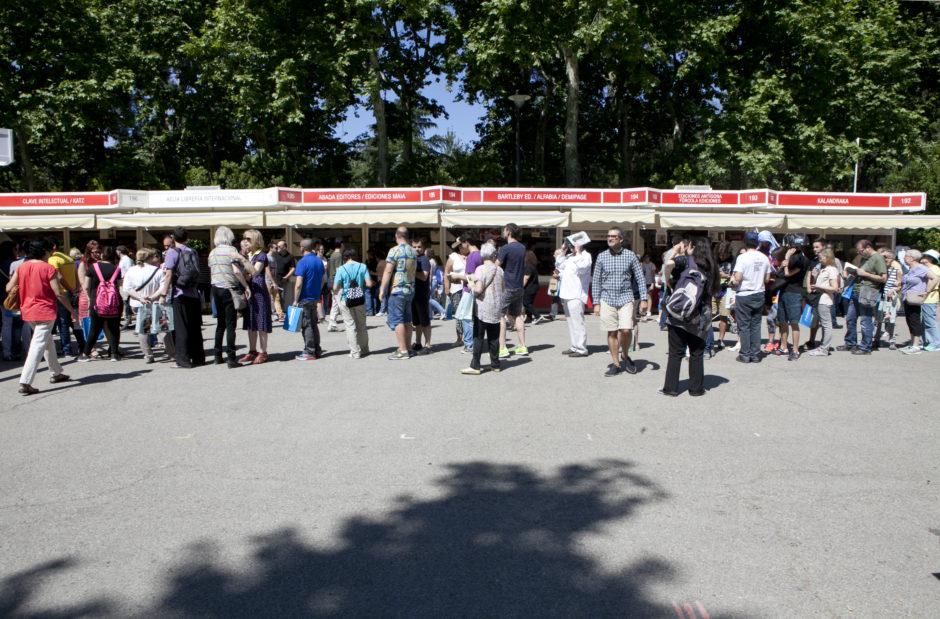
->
[172, 247, 200, 289]
[665, 256, 706, 322]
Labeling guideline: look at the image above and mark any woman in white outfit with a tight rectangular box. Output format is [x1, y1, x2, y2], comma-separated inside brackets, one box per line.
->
[554, 237, 593, 357]
[123, 248, 166, 363]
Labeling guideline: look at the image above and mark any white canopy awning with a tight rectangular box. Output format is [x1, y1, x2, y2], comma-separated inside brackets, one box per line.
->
[97, 212, 266, 229]
[658, 213, 785, 229]
[265, 210, 439, 227]
[786, 215, 940, 230]
[440, 210, 568, 228]
[0, 214, 96, 231]
[569, 209, 656, 225]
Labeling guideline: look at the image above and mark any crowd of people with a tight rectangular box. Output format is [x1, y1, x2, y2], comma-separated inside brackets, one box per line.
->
[2, 223, 939, 397]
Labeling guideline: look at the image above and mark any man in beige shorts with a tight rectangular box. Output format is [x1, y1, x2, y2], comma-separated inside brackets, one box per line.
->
[591, 227, 649, 377]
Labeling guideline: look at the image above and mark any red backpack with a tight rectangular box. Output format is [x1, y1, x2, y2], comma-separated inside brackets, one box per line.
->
[92, 262, 121, 317]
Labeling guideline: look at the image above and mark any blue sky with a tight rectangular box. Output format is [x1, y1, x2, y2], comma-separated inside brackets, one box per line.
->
[333, 79, 484, 146]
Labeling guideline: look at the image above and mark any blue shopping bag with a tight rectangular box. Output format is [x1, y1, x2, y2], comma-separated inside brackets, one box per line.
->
[841, 283, 854, 299]
[81, 316, 105, 341]
[283, 305, 302, 332]
[799, 304, 814, 328]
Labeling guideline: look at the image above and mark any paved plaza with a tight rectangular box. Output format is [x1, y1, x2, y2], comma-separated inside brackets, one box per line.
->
[1, 314, 938, 617]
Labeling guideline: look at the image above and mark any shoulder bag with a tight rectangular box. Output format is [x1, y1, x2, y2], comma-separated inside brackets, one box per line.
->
[344, 264, 365, 307]
[858, 284, 881, 308]
[3, 283, 18, 312]
[905, 290, 927, 306]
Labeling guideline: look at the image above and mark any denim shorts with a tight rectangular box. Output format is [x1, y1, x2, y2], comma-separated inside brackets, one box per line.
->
[776, 291, 803, 324]
[387, 293, 414, 329]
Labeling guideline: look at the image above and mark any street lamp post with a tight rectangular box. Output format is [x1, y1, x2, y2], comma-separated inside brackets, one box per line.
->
[508, 93, 530, 187]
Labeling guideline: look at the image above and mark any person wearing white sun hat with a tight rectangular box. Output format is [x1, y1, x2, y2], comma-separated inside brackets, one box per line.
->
[919, 249, 940, 350]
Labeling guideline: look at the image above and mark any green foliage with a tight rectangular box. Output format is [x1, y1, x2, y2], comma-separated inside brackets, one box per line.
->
[0, 0, 937, 195]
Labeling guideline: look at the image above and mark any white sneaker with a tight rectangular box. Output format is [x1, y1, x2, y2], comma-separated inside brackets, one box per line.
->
[728, 343, 741, 352]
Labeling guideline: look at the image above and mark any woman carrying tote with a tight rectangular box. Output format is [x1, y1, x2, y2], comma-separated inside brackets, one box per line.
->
[5, 239, 76, 395]
[899, 249, 939, 355]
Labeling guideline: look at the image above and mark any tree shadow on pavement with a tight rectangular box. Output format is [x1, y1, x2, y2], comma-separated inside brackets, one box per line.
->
[0, 558, 112, 618]
[153, 460, 698, 617]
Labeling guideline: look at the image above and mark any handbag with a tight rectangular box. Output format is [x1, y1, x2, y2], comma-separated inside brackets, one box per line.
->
[81, 315, 106, 341]
[283, 304, 302, 332]
[230, 288, 247, 310]
[858, 285, 881, 308]
[905, 290, 927, 306]
[798, 304, 814, 328]
[2, 284, 18, 311]
[454, 289, 474, 321]
[344, 265, 365, 307]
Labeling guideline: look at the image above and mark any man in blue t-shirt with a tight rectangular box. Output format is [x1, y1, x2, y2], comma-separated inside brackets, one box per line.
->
[497, 223, 529, 357]
[293, 237, 325, 360]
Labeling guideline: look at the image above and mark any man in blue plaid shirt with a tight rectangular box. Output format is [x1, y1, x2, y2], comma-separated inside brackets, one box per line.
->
[591, 227, 648, 376]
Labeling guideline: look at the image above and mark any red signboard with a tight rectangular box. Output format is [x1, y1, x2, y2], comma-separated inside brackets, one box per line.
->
[278, 189, 302, 203]
[622, 189, 648, 204]
[776, 193, 891, 208]
[422, 188, 440, 202]
[0, 192, 116, 208]
[442, 188, 462, 201]
[890, 194, 925, 209]
[740, 191, 767, 205]
[659, 191, 739, 206]
[303, 189, 423, 204]
[480, 190, 604, 204]
[602, 191, 621, 204]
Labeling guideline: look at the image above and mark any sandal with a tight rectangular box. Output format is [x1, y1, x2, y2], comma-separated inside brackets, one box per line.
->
[49, 374, 70, 384]
[18, 384, 39, 396]
[238, 351, 257, 363]
[252, 352, 268, 364]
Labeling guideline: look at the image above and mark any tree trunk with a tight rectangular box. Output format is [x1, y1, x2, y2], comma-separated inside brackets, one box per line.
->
[617, 96, 633, 187]
[14, 129, 35, 191]
[401, 95, 413, 170]
[535, 70, 552, 185]
[369, 47, 388, 187]
[560, 45, 581, 187]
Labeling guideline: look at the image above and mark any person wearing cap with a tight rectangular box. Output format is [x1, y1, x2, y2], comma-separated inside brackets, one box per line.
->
[554, 235, 592, 357]
[920, 249, 940, 351]
[730, 231, 772, 363]
[591, 226, 648, 376]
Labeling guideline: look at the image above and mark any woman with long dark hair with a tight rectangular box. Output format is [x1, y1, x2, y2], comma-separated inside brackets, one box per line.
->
[79, 244, 123, 362]
[661, 236, 721, 396]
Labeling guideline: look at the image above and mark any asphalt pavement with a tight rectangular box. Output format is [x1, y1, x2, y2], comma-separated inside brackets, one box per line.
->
[1, 312, 938, 617]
